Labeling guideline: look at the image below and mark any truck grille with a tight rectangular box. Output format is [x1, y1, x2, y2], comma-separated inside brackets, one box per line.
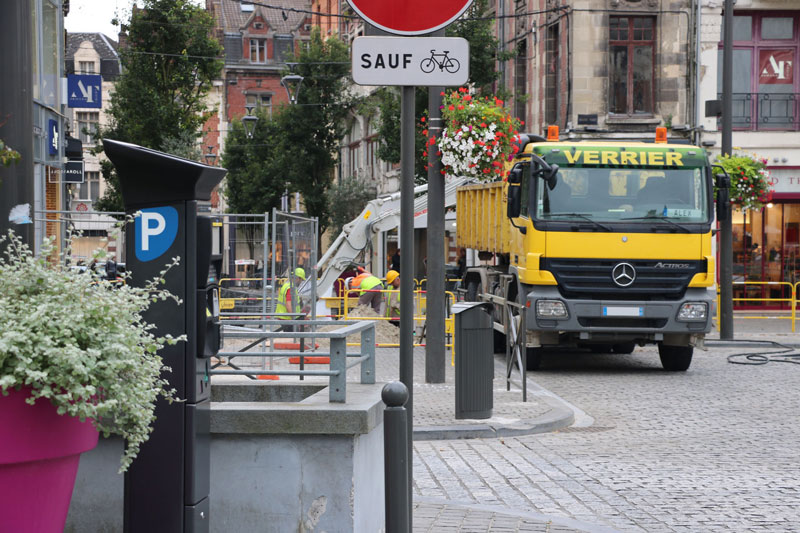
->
[540, 258, 705, 301]
[578, 317, 668, 328]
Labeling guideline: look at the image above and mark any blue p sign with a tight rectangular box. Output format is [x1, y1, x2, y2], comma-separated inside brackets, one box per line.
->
[135, 206, 178, 262]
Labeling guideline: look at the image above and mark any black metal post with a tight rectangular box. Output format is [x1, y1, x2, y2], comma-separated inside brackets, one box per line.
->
[382, 382, 410, 533]
[425, 77, 446, 384]
[719, 0, 734, 340]
[0, 0, 34, 248]
[400, 84, 415, 530]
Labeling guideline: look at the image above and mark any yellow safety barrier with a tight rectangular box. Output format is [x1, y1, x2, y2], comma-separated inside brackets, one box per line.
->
[716, 281, 796, 333]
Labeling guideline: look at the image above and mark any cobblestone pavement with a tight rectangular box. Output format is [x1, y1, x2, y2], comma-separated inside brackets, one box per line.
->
[413, 343, 800, 532]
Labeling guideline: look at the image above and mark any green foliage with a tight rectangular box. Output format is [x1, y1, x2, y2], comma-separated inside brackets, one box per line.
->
[326, 177, 375, 237]
[0, 138, 21, 167]
[96, 0, 223, 212]
[222, 111, 288, 215]
[0, 227, 182, 473]
[714, 152, 773, 211]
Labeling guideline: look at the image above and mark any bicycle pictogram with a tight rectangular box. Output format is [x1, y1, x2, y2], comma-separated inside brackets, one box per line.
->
[420, 50, 461, 74]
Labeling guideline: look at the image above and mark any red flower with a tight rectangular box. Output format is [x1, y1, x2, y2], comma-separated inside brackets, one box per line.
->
[480, 122, 487, 128]
[422, 129, 428, 136]
[458, 105, 464, 110]
[483, 168, 490, 174]
[448, 105, 455, 111]
[421, 117, 426, 122]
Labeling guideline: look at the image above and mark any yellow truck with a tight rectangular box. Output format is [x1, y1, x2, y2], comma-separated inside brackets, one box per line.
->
[456, 127, 731, 371]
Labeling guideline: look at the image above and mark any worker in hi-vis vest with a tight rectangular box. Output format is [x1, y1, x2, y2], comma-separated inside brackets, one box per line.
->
[276, 267, 305, 332]
[355, 270, 384, 314]
[385, 270, 400, 327]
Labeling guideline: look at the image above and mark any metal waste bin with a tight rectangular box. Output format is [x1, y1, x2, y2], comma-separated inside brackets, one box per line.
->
[453, 302, 494, 419]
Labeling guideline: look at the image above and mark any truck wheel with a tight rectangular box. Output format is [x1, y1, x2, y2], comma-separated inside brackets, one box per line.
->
[525, 347, 543, 371]
[612, 342, 636, 354]
[658, 344, 693, 371]
[466, 280, 480, 302]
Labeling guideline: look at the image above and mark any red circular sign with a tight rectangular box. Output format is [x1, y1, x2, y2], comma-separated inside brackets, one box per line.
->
[346, 0, 473, 36]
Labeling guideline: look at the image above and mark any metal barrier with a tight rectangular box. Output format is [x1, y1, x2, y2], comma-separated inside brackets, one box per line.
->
[213, 319, 376, 402]
[716, 281, 797, 332]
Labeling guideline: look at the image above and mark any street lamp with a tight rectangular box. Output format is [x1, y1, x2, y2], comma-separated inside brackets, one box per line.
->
[242, 103, 258, 138]
[281, 73, 304, 106]
[204, 145, 217, 166]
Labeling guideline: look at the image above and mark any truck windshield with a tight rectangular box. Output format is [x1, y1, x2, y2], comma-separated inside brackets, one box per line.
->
[534, 167, 709, 224]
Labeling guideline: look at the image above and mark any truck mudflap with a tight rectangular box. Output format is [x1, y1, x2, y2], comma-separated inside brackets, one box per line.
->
[524, 286, 714, 345]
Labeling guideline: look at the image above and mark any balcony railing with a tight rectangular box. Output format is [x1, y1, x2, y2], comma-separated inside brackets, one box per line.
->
[718, 92, 799, 131]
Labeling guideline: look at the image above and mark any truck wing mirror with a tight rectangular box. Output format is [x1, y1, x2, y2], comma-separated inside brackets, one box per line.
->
[529, 154, 559, 190]
[506, 164, 523, 219]
[712, 164, 731, 223]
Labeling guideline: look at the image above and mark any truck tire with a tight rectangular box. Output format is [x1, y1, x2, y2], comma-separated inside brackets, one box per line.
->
[612, 342, 636, 354]
[658, 344, 693, 371]
[525, 347, 543, 371]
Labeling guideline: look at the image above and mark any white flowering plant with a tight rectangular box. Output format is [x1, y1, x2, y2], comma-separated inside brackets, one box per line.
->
[431, 88, 522, 180]
[714, 152, 773, 211]
[0, 227, 183, 473]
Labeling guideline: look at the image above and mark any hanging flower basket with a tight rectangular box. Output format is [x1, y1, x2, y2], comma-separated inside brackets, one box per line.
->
[714, 152, 773, 211]
[432, 88, 522, 181]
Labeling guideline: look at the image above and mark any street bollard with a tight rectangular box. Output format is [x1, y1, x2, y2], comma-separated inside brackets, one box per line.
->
[382, 381, 410, 533]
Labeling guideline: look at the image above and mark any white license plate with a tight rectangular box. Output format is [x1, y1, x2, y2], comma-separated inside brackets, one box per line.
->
[603, 306, 643, 317]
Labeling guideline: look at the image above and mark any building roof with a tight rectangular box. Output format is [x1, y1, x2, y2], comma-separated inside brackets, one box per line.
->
[66, 32, 119, 61]
[217, 0, 310, 34]
[66, 32, 121, 79]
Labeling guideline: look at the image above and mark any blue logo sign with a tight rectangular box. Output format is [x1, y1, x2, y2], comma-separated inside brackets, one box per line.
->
[135, 207, 178, 262]
[67, 74, 102, 108]
[48, 119, 59, 155]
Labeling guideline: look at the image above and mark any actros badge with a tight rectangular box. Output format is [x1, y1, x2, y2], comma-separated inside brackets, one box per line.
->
[135, 206, 178, 262]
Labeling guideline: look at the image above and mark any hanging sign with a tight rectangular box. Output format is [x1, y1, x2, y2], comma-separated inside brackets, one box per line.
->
[352, 36, 469, 86]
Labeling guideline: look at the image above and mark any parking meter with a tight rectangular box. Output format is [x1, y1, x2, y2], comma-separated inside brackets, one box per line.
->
[103, 139, 226, 533]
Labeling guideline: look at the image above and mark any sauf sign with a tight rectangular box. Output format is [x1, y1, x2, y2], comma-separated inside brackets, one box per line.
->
[352, 36, 469, 86]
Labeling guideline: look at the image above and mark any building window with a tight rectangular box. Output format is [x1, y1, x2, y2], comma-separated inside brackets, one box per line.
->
[348, 142, 360, 178]
[76, 111, 99, 145]
[366, 136, 379, 179]
[246, 94, 272, 117]
[718, 12, 799, 131]
[274, 36, 294, 63]
[78, 171, 100, 201]
[78, 61, 96, 74]
[609, 16, 655, 115]
[249, 39, 266, 63]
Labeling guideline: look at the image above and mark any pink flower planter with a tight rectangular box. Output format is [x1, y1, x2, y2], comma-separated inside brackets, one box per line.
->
[0, 387, 99, 532]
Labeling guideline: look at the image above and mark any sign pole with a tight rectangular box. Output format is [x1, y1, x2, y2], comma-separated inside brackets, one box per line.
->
[425, 31, 446, 383]
[719, 0, 734, 340]
[400, 84, 415, 530]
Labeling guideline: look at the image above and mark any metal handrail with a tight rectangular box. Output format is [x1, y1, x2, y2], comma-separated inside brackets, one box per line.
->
[212, 319, 375, 402]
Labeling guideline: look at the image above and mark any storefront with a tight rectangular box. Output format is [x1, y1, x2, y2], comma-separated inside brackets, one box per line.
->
[733, 167, 800, 308]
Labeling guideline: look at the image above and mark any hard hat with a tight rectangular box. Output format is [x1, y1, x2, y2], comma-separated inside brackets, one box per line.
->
[294, 267, 306, 280]
[386, 270, 399, 284]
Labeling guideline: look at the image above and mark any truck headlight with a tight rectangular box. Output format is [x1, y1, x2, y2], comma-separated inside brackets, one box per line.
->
[677, 302, 707, 321]
[536, 300, 568, 319]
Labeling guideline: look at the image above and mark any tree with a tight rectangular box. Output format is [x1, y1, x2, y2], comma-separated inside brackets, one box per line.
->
[277, 28, 355, 232]
[222, 111, 288, 216]
[326, 177, 375, 237]
[95, 0, 223, 212]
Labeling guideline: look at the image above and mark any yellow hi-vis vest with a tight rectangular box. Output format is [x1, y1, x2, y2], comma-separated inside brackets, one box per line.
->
[275, 281, 298, 318]
[359, 275, 383, 293]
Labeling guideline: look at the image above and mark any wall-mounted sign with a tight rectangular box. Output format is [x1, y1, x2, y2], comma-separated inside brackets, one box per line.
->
[578, 114, 598, 125]
[759, 50, 794, 85]
[768, 168, 800, 194]
[68, 74, 103, 108]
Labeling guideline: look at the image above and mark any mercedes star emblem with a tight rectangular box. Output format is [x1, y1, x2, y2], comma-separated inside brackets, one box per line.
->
[612, 262, 636, 287]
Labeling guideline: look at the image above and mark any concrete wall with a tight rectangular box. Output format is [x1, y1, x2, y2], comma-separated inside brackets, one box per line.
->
[65, 382, 386, 532]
